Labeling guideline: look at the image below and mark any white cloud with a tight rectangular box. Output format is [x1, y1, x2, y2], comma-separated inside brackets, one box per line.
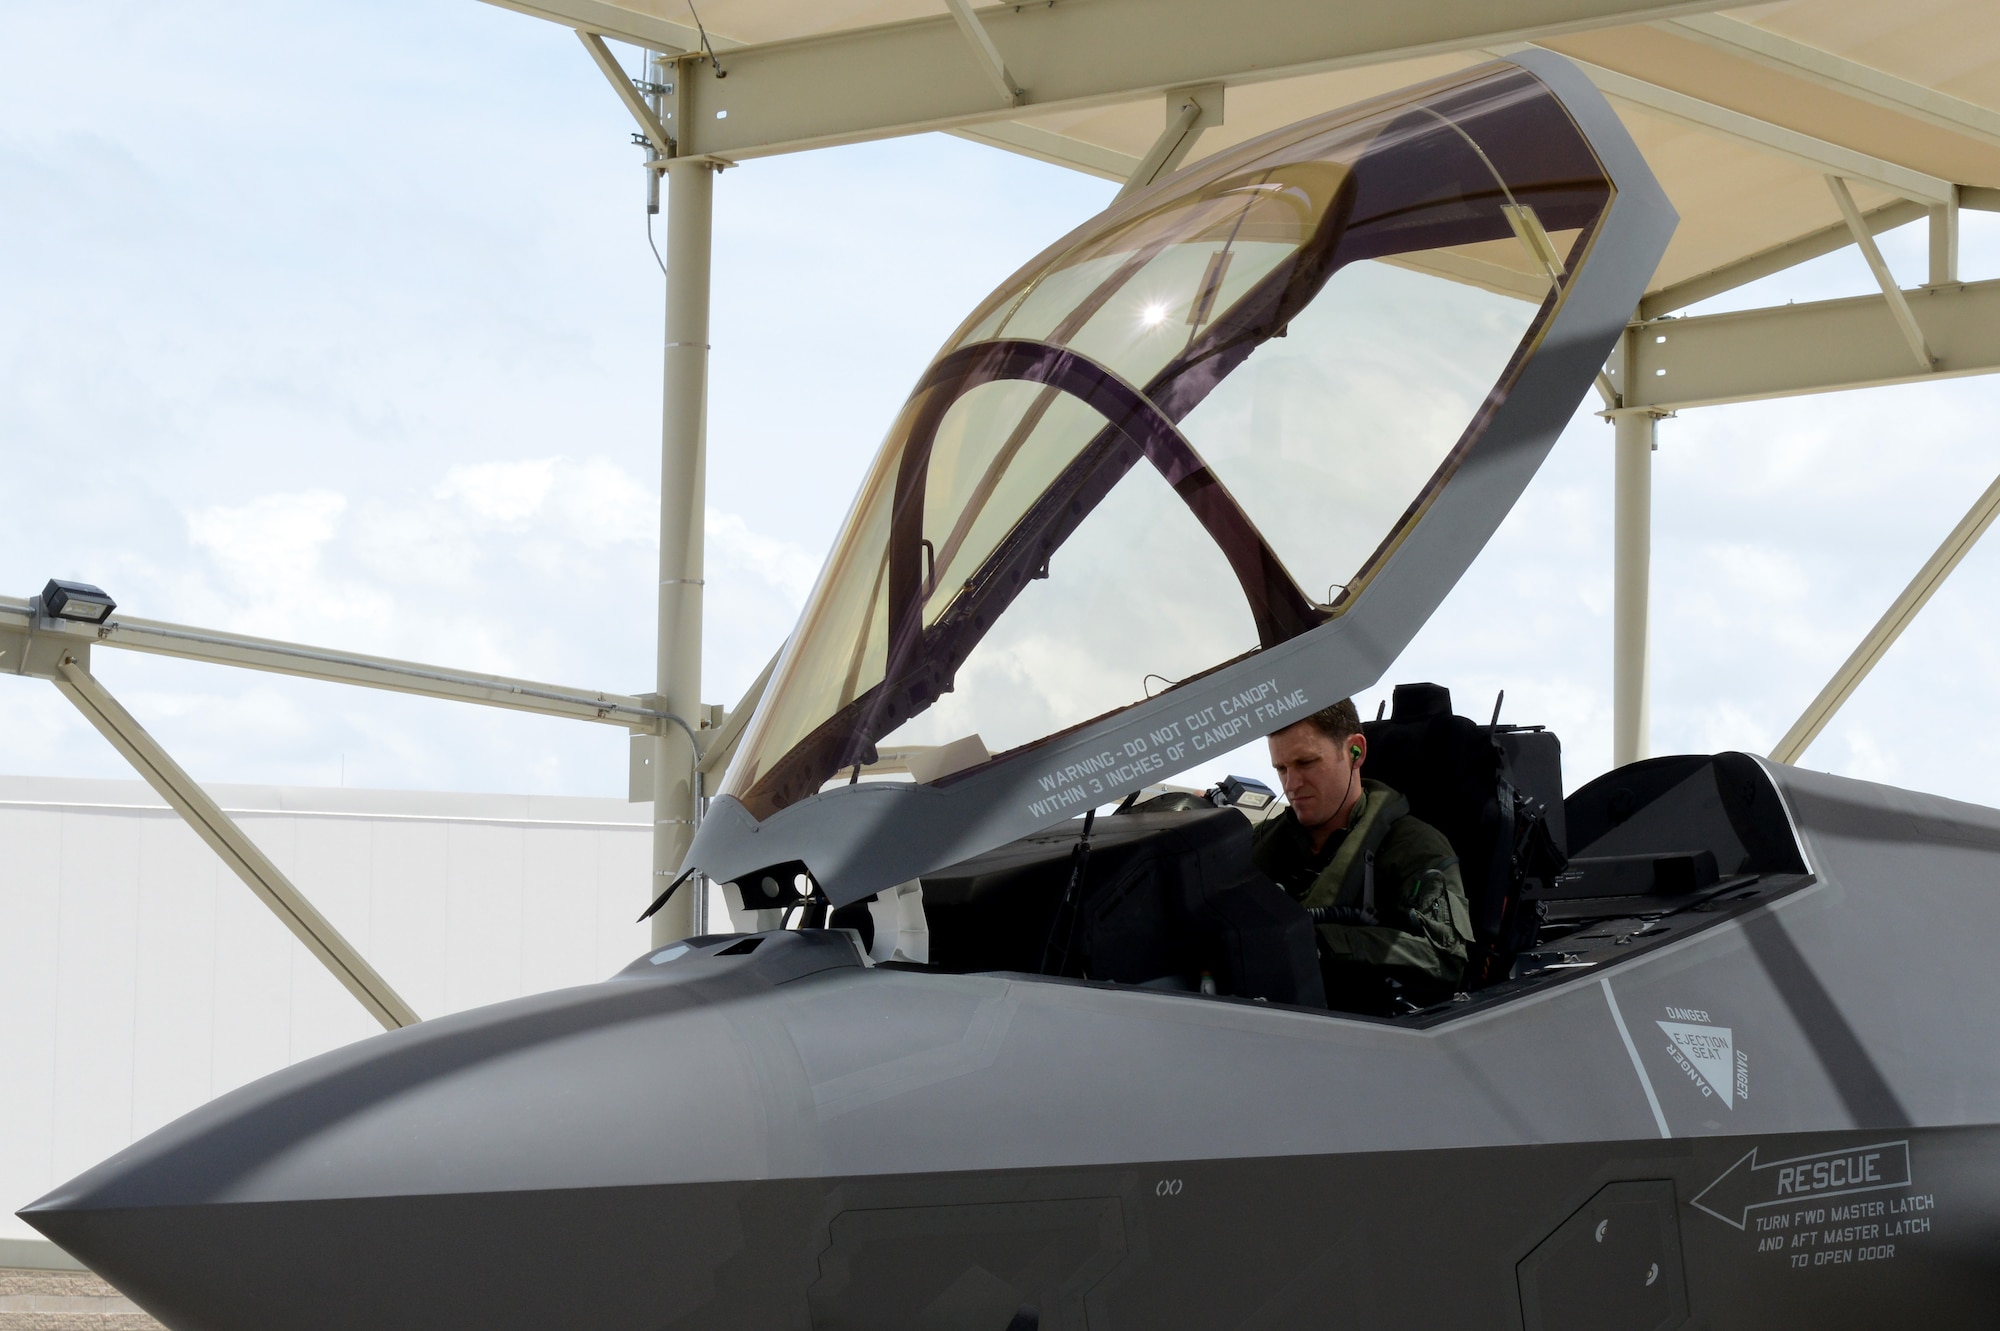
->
[706, 508, 821, 603]
[554, 458, 657, 548]
[182, 490, 394, 638]
[186, 489, 347, 586]
[436, 458, 557, 523]
[432, 454, 656, 549]
[347, 498, 482, 592]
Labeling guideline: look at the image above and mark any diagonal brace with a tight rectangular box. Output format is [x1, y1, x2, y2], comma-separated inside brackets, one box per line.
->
[1638, 199, 1926, 320]
[942, 0, 1023, 105]
[52, 653, 420, 1031]
[578, 30, 676, 158]
[1827, 174, 1935, 372]
[1771, 469, 2000, 765]
[1113, 85, 1223, 205]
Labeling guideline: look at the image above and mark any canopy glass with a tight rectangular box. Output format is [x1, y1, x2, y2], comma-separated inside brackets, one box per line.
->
[723, 62, 1613, 820]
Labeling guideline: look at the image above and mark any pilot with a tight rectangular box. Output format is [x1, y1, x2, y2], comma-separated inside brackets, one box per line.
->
[1252, 699, 1474, 1012]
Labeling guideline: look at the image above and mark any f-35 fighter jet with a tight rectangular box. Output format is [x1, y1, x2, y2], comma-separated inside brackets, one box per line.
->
[29, 50, 1992, 1331]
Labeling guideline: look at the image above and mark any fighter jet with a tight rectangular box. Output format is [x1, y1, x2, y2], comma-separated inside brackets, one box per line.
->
[27, 50, 1989, 1329]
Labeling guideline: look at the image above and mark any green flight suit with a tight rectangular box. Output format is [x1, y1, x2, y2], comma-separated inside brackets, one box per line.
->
[1250, 779, 1475, 1011]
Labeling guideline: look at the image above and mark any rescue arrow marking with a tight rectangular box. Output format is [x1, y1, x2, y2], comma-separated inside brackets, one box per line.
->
[1691, 1140, 1912, 1230]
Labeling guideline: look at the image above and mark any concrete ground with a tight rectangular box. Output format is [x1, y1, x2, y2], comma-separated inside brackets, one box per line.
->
[0, 1267, 159, 1330]
[0, 1241, 160, 1331]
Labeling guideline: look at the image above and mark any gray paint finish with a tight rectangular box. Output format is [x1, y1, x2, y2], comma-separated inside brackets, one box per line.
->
[34, 760, 1984, 1220]
[27, 763, 2000, 1328]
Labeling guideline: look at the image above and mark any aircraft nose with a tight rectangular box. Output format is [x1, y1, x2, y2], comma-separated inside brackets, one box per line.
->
[19, 932, 853, 1330]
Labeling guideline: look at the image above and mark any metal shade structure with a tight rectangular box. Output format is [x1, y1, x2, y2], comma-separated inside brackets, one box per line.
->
[514, 0, 1998, 316]
[525, 0, 2000, 809]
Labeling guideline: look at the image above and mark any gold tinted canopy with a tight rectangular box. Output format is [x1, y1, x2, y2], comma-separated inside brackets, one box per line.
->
[720, 63, 1615, 819]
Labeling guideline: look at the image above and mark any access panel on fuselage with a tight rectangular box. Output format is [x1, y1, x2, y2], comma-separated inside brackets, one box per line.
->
[1518, 1181, 1687, 1331]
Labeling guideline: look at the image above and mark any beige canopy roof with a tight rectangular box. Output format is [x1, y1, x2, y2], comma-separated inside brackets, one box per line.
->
[494, 0, 2000, 318]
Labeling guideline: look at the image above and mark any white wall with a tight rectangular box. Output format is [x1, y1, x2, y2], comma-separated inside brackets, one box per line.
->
[0, 774, 652, 1239]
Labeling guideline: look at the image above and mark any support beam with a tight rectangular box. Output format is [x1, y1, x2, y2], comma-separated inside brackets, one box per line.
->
[51, 653, 418, 1031]
[0, 598, 673, 732]
[1622, 276, 2000, 411]
[1657, 15, 2000, 151]
[1608, 399, 1659, 768]
[653, 156, 713, 947]
[1930, 193, 1959, 286]
[1115, 96, 1202, 204]
[1827, 174, 1934, 371]
[1771, 470, 2000, 765]
[941, 0, 1023, 105]
[1560, 56, 1954, 205]
[1637, 199, 1926, 320]
[577, 30, 675, 158]
[1113, 85, 1222, 204]
[585, 0, 1746, 162]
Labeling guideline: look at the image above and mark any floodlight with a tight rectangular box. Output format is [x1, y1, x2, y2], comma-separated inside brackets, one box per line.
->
[41, 579, 116, 623]
[1211, 774, 1277, 810]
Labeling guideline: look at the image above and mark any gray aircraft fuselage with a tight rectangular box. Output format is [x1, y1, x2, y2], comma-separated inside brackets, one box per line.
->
[22, 759, 2000, 1328]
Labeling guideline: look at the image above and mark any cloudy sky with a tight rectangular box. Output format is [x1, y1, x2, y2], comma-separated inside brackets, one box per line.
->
[5, 0, 2000, 814]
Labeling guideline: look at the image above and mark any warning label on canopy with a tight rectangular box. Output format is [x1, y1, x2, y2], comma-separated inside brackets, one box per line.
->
[1024, 677, 1310, 817]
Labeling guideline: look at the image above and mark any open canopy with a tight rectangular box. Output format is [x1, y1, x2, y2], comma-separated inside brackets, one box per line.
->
[694, 53, 1676, 906]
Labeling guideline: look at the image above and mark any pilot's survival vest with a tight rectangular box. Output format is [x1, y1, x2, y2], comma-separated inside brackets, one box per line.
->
[1251, 780, 1474, 988]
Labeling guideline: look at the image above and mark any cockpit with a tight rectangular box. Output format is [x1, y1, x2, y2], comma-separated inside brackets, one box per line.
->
[721, 681, 1812, 1023]
[679, 55, 1751, 1019]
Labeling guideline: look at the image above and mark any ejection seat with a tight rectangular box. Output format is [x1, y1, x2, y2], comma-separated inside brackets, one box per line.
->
[1360, 682, 1568, 988]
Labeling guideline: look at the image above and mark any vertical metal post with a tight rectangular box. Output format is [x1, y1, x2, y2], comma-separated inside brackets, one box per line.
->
[1609, 398, 1658, 769]
[1929, 191, 1959, 286]
[653, 155, 713, 946]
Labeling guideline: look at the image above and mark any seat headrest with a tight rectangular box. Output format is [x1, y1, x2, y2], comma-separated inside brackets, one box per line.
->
[1390, 682, 1453, 722]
